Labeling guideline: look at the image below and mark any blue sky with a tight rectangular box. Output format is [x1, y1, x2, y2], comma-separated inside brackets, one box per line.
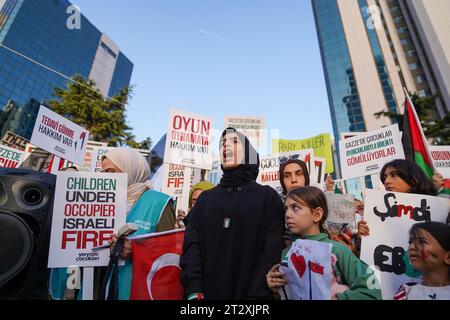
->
[74, 0, 332, 149]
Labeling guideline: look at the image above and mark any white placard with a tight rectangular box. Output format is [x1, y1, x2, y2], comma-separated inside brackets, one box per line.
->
[161, 163, 201, 198]
[360, 189, 450, 299]
[224, 115, 265, 152]
[429, 145, 450, 178]
[311, 156, 326, 189]
[324, 193, 355, 225]
[0, 144, 29, 168]
[48, 172, 127, 268]
[281, 239, 333, 300]
[31, 105, 89, 165]
[339, 124, 405, 180]
[257, 150, 314, 195]
[89, 147, 111, 172]
[164, 108, 213, 170]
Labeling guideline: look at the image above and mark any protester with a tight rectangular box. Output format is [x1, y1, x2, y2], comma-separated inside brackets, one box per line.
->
[279, 159, 310, 196]
[180, 128, 285, 300]
[279, 159, 310, 247]
[176, 181, 215, 228]
[358, 159, 438, 237]
[49, 148, 176, 300]
[266, 186, 382, 300]
[105, 148, 176, 299]
[394, 222, 450, 300]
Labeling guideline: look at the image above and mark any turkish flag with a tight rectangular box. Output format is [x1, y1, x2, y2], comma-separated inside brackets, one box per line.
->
[130, 229, 185, 300]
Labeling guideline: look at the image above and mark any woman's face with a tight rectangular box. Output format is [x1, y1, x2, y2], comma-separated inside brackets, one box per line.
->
[191, 189, 203, 208]
[284, 197, 321, 236]
[382, 167, 412, 193]
[101, 158, 122, 173]
[220, 132, 245, 170]
[283, 163, 306, 192]
[408, 229, 450, 273]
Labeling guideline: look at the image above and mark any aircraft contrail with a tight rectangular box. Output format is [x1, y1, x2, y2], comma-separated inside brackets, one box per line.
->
[199, 29, 224, 40]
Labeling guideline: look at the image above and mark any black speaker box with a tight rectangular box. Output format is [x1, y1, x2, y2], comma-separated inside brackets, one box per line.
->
[0, 169, 56, 299]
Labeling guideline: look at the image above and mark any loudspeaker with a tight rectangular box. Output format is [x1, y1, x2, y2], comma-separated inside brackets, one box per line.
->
[0, 169, 56, 299]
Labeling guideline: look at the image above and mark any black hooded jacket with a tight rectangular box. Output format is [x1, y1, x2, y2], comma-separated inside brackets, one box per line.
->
[180, 128, 285, 299]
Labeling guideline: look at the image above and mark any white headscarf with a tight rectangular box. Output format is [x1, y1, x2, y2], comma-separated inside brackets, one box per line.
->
[104, 148, 152, 212]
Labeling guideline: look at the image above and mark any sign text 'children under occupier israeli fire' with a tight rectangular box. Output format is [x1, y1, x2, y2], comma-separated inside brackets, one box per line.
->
[31, 105, 89, 166]
[47, 172, 127, 268]
[164, 109, 213, 170]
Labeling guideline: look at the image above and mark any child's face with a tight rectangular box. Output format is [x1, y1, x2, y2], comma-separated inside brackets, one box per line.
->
[382, 167, 412, 193]
[408, 229, 450, 273]
[284, 197, 322, 236]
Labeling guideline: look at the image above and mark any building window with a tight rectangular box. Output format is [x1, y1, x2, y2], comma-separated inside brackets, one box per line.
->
[393, 16, 403, 24]
[400, 38, 410, 46]
[417, 89, 427, 97]
[397, 27, 408, 34]
[390, 6, 400, 13]
[406, 49, 416, 57]
[409, 63, 418, 70]
[415, 75, 423, 84]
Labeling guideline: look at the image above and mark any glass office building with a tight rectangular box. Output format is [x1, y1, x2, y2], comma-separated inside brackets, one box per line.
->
[0, 0, 133, 139]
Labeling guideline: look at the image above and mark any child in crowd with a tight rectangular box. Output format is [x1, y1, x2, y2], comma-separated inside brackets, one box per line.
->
[394, 222, 450, 300]
[266, 186, 381, 300]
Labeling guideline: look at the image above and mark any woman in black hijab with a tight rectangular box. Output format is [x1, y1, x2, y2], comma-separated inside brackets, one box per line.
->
[180, 128, 285, 300]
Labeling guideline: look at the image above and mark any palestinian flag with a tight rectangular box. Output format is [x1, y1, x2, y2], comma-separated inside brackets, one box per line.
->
[401, 93, 434, 178]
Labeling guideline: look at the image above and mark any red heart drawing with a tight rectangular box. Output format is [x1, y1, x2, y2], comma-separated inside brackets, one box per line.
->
[291, 254, 307, 278]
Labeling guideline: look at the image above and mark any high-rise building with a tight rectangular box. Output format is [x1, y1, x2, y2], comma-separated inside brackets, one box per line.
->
[0, 0, 133, 139]
[312, 0, 449, 145]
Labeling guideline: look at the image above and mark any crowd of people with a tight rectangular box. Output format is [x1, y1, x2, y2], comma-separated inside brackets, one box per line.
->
[48, 128, 449, 301]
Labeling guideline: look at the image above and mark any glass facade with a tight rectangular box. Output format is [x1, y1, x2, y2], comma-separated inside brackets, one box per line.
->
[108, 52, 134, 98]
[312, 0, 366, 145]
[0, 0, 133, 139]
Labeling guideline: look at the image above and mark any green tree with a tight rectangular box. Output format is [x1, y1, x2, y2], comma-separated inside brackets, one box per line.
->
[48, 75, 152, 149]
[374, 91, 450, 145]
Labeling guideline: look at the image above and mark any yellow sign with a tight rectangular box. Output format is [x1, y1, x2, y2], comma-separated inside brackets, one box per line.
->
[273, 133, 334, 173]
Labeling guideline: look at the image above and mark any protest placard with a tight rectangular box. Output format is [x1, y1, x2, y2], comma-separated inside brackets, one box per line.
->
[224, 115, 265, 152]
[339, 124, 405, 180]
[48, 172, 127, 268]
[30, 105, 89, 166]
[273, 133, 334, 173]
[257, 149, 314, 195]
[89, 147, 111, 172]
[360, 189, 450, 299]
[161, 163, 201, 198]
[0, 144, 29, 168]
[1, 131, 30, 151]
[429, 145, 450, 178]
[280, 239, 333, 300]
[311, 156, 326, 189]
[164, 109, 213, 170]
[325, 193, 355, 225]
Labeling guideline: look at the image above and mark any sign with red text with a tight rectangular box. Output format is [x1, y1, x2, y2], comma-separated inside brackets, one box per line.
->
[164, 109, 213, 170]
[429, 145, 450, 178]
[360, 190, 450, 299]
[1, 131, 30, 151]
[161, 163, 201, 198]
[0, 144, 29, 168]
[339, 124, 405, 180]
[89, 147, 111, 172]
[224, 115, 265, 152]
[31, 105, 89, 165]
[48, 172, 127, 268]
[257, 150, 314, 195]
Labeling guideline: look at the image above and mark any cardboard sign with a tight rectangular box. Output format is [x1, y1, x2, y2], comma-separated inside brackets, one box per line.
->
[325, 193, 355, 225]
[429, 145, 450, 178]
[224, 115, 265, 152]
[30, 105, 90, 165]
[257, 150, 314, 195]
[339, 124, 405, 180]
[48, 172, 127, 268]
[164, 109, 213, 170]
[0, 144, 29, 168]
[1, 131, 30, 151]
[273, 133, 334, 173]
[360, 190, 450, 299]
[281, 239, 333, 300]
[207, 159, 223, 186]
[311, 157, 327, 189]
